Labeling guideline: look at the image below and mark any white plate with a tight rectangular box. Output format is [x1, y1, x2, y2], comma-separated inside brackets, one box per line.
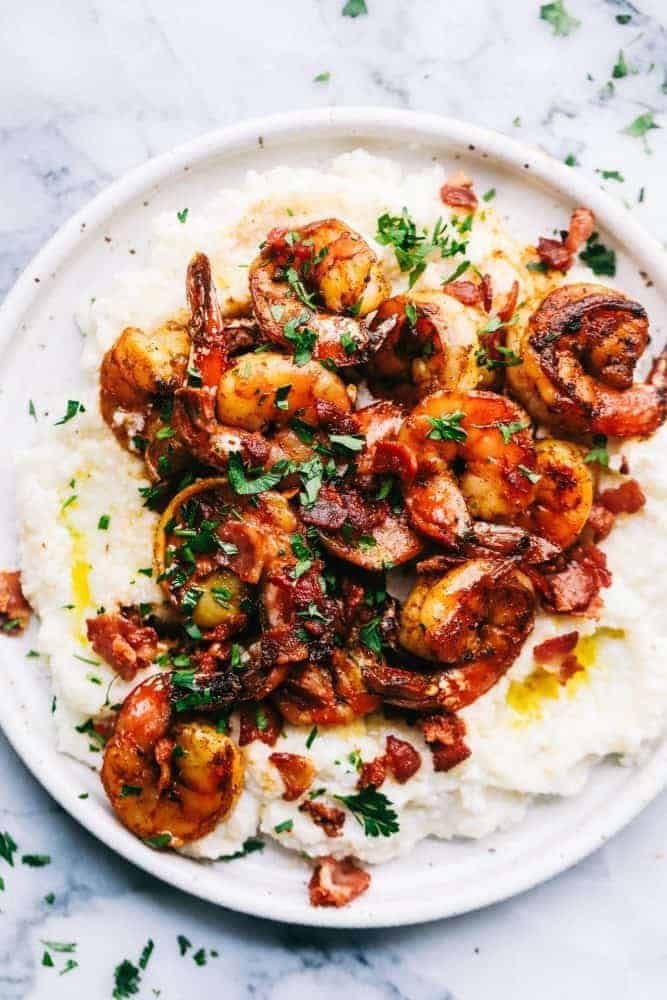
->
[1, 108, 666, 928]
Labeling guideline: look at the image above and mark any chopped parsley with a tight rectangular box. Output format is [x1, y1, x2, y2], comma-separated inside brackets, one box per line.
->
[274, 384, 291, 410]
[29, 399, 37, 420]
[313, 71, 331, 83]
[54, 400, 85, 425]
[442, 259, 470, 285]
[306, 725, 318, 749]
[596, 168, 624, 182]
[44, 892, 55, 904]
[283, 312, 317, 366]
[120, 784, 142, 798]
[375, 209, 466, 289]
[42, 952, 54, 968]
[342, 0, 367, 15]
[285, 266, 319, 309]
[334, 786, 399, 837]
[274, 819, 293, 834]
[497, 421, 530, 444]
[193, 948, 207, 967]
[41, 940, 76, 953]
[579, 232, 616, 277]
[329, 433, 365, 453]
[340, 330, 358, 355]
[177, 935, 192, 955]
[622, 112, 659, 139]
[217, 837, 265, 862]
[359, 616, 383, 655]
[112, 958, 141, 998]
[97, 514, 110, 530]
[177, 208, 189, 223]
[298, 456, 324, 508]
[427, 411, 467, 443]
[139, 939, 154, 971]
[518, 464, 541, 484]
[21, 854, 51, 867]
[144, 833, 171, 849]
[584, 433, 609, 467]
[612, 50, 629, 79]
[539, 1, 580, 37]
[227, 451, 290, 495]
[0, 832, 18, 866]
[616, 13, 631, 23]
[564, 153, 578, 166]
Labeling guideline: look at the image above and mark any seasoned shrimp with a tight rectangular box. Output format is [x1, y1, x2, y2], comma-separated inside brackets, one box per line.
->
[100, 319, 190, 446]
[216, 351, 352, 432]
[249, 219, 389, 367]
[102, 673, 244, 846]
[517, 439, 593, 550]
[397, 389, 538, 547]
[368, 291, 485, 396]
[272, 648, 381, 726]
[506, 283, 667, 437]
[363, 559, 535, 711]
[186, 252, 228, 387]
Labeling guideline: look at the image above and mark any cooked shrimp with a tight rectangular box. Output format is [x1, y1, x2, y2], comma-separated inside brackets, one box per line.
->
[216, 351, 352, 432]
[272, 648, 381, 726]
[186, 252, 228, 387]
[249, 219, 389, 367]
[397, 389, 538, 547]
[517, 439, 593, 550]
[363, 559, 535, 711]
[99, 319, 190, 446]
[101, 673, 244, 846]
[506, 283, 667, 437]
[368, 291, 485, 395]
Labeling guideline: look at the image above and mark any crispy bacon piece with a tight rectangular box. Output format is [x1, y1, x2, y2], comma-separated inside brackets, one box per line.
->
[533, 631, 579, 662]
[481, 273, 493, 313]
[536, 238, 572, 273]
[598, 479, 646, 515]
[497, 280, 519, 323]
[0, 571, 32, 635]
[371, 440, 418, 482]
[358, 754, 387, 791]
[530, 544, 612, 616]
[299, 799, 346, 837]
[535, 206, 595, 273]
[238, 701, 282, 747]
[421, 713, 471, 772]
[269, 752, 316, 801]
[586, 503, 616, 542]
[386, 734, 421, 782]
[564, 207, 595, 254]
[533, 630, 583, 684]
[440, 183, 478, 211]
[308, 856, 371, 907]
[442, 281, 483, 307]
[86, 612, 159, 681]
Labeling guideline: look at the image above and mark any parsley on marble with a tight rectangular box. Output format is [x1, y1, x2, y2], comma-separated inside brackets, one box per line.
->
[622, 112, 659, 139]
[342, 0, 367, 16]
[313, 71, 331, 83]
[612, 49, 629, 79]
[539, 1, 580, 37]
[177, 208, 189, 223]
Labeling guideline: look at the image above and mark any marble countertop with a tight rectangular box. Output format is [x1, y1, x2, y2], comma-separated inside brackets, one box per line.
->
[2, 1, 667, 997]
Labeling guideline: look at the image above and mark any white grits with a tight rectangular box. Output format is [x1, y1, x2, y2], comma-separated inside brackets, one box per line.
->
[16, 151, 667, 865]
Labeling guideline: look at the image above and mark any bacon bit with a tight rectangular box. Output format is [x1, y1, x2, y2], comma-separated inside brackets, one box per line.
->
[421, 714, 471, 772]
[154, 737, 175, 793]
[357, 754, 387, 790]
[536, 238, 573, 273]
[619, 455, 630, 476]
[558, 654, 584, 684]
[442, 281, 484, 307]
[481, 273, 494, 313]
[496, 280, 519, 324]
[586, 503, 616, 542]
[564, 207, 595, 254]
[309, 855, 371, 907]
[264, 226, 312, 268]
[533, 631, 579, 662]
[269, 752, 316, 801]
[371, 440, 418, 482]
[598, 479, 646, 515]
[385, 735, 421, 782]
[0, 571, 32, 635]
[299, 799, 346, 838]
[531, 544, 612, 616]
[86, 612, 159, 681]
[440, 183, 478, 211]
[238, 701, 282, 747]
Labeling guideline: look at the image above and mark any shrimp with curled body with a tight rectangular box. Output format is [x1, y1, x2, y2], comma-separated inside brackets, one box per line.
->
[101, 672, 244, 845]
[363, 559, 536, 711]
[517, 439, 593, 551]
[249, 219, 389, 367]
[397, 389, 538, 548]
[507, 283, 667, 437]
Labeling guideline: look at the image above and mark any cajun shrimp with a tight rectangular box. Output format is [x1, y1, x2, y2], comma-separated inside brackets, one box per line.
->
[249, 219, 389, 367]
[363, 559, 536, 711]
[273, 647, 381, 726]
[516, 439, 593, 550]
[506, 283, 667, 437]
[397, 389, 538, 548]
[101, 673, 244, 845]
[367, 290, 485, 397]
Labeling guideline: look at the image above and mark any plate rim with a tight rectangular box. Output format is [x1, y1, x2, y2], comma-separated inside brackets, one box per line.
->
[2, 105, 667, 929]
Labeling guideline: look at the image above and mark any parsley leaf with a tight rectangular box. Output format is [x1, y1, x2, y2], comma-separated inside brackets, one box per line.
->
[284, 311, 317, 366]
[612, 49, 629, 79]
[497, 421, 530, 444]
[342, 0, 368, 16]
[21, 854, 51, 867]
[334, 786, 399, 837]
[579, 232, 616, 277]
[227, 452, 289, 495]
[518, 464, 541, 484]
[112, 958, 140, 998]
[359, 616, 383, 655]
[0, 831, 18, 866]
[55, 400, 85, 425]
[622, 112, 659, 139]
[314, 71, 331, 83]
[540, 1, 580, 37]
[376, 209, 465, 289]
[177, 208, 189, 223]
[584, 433, 609, 467]
[217, 837, 265, 862]
[426, 411, 467, 443]
[274, 819, 293, 834]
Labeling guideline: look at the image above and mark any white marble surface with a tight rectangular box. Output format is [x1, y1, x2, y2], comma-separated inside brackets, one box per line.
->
[2, 1, 667, 997]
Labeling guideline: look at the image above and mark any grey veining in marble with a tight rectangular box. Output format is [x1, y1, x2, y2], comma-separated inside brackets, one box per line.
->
[2, 1, 667, 997]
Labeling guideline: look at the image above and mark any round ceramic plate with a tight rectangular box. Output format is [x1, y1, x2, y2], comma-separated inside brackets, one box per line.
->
[1, 108, 666, 928]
